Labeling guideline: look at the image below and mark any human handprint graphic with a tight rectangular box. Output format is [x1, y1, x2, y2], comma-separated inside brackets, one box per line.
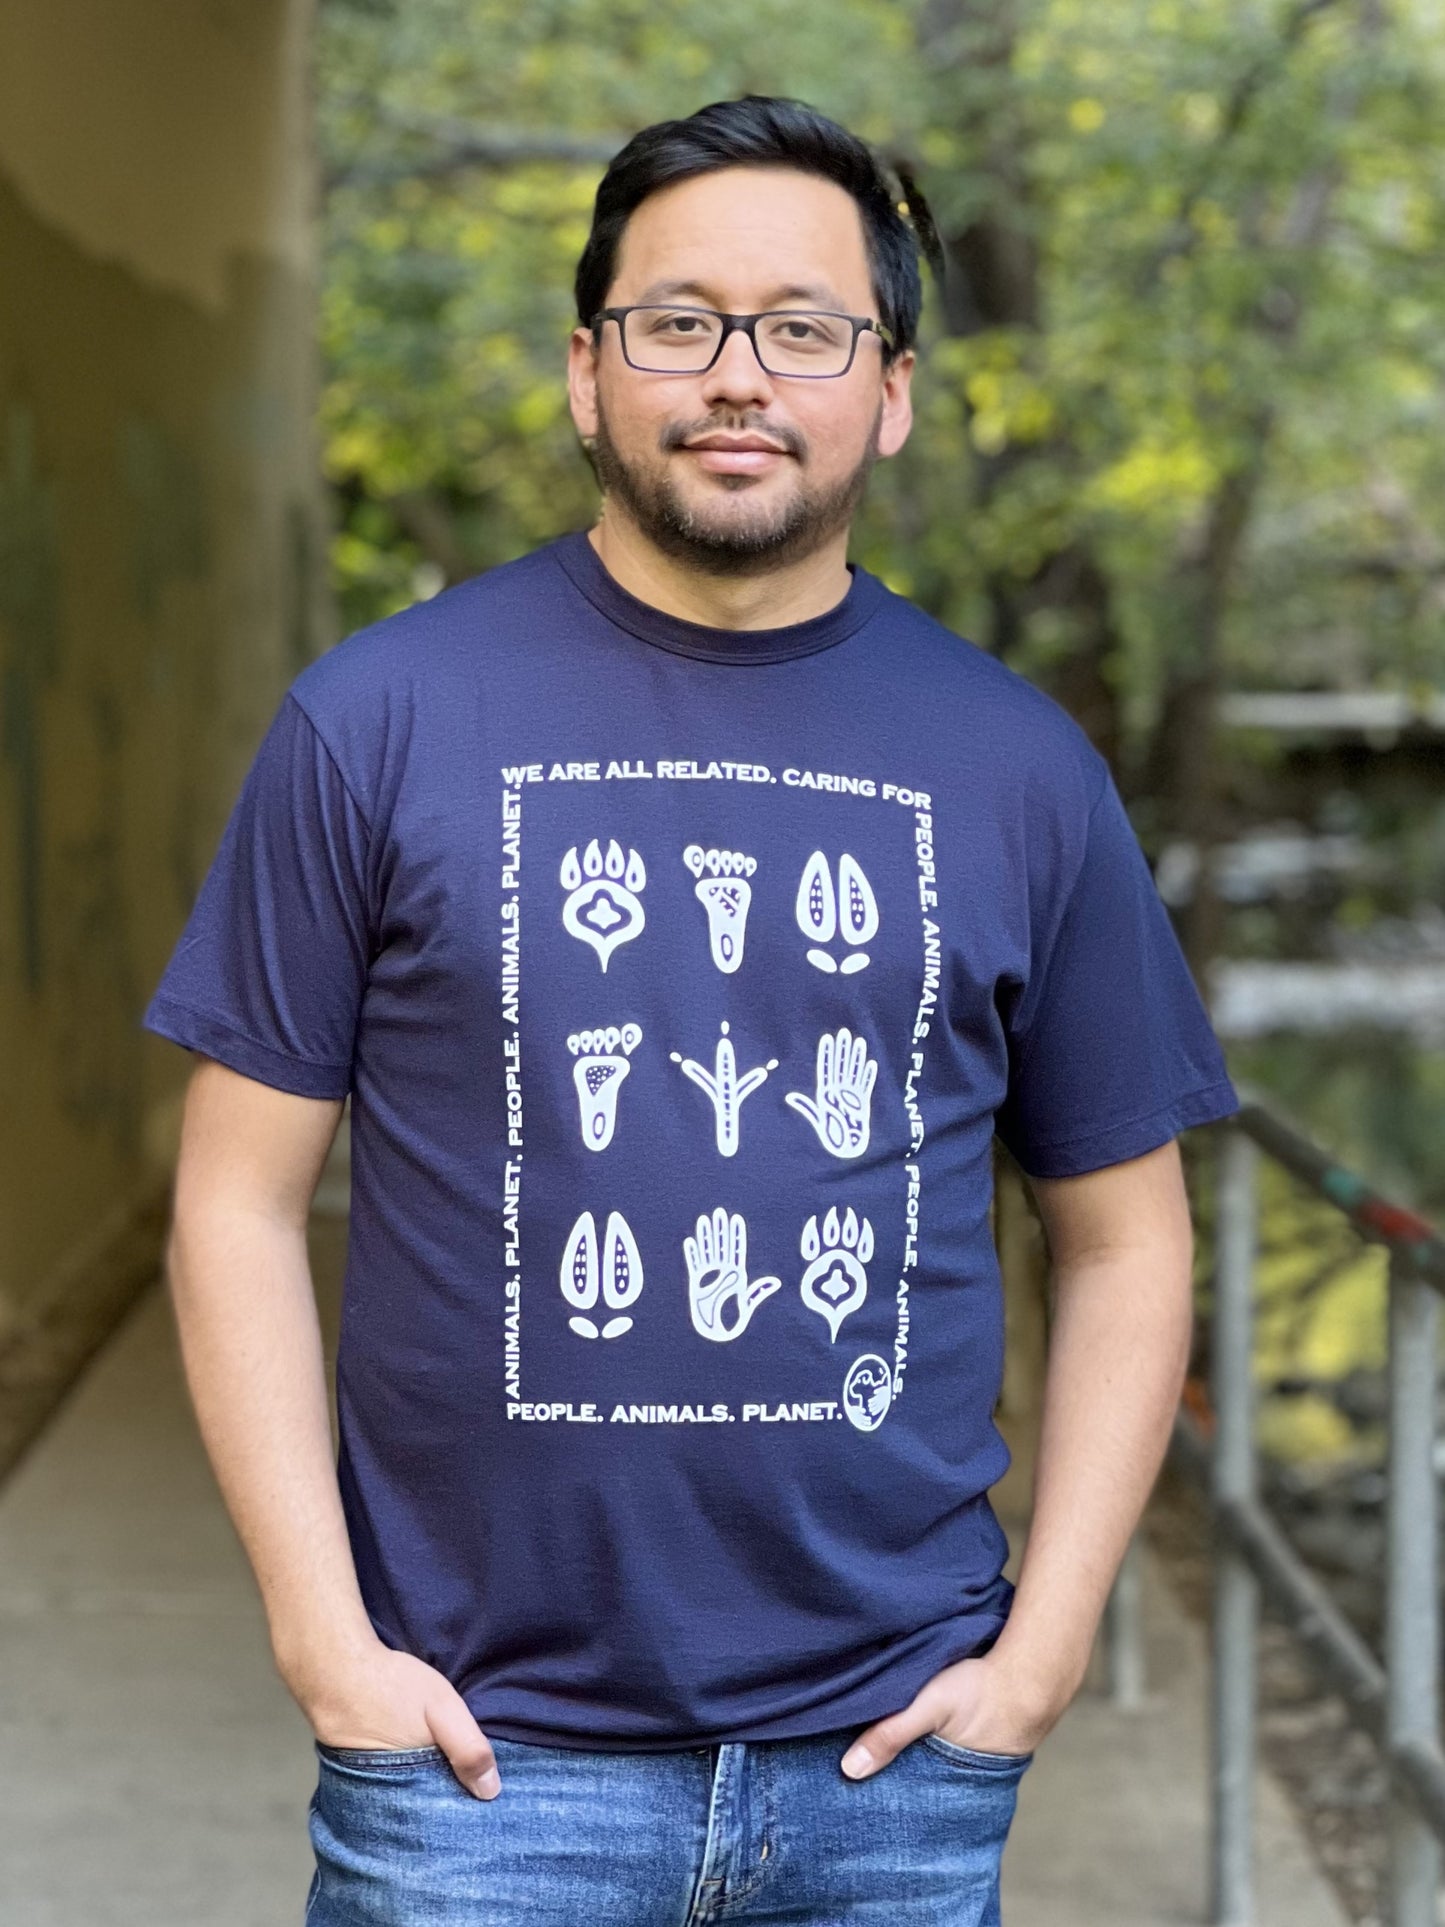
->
[684, 1208, 782, 1343]
[785, 1026, 878, 1158]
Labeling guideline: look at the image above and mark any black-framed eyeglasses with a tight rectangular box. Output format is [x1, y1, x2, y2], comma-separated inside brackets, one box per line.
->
[592, 305, 895, 379]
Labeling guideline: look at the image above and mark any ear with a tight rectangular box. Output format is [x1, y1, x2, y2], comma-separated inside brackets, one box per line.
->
[567, 323, 601, 440]
[876, 347, 916, 461]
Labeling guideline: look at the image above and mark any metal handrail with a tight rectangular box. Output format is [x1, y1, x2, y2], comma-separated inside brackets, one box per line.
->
[1229, 1098, 1445, 1289]
[1184, 1090, 1444, 1926]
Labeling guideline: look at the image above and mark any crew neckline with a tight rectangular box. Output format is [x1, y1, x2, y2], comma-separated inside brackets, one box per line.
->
[548, 528, 886, 665]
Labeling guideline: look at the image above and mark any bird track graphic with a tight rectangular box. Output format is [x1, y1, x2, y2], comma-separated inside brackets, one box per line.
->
[785, 1026, 878, 1158]
[671, 1022, 778, 1158]
[560, 838, 646, 971]
[559, 1209, 643, 1339]
[567, 1024, 642, 1151]
[683, 845, 756, 974]
[684, 1208, 782, 1342]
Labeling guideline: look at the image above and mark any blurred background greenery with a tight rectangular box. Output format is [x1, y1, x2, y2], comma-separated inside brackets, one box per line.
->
[315, 0, 1445, 1465]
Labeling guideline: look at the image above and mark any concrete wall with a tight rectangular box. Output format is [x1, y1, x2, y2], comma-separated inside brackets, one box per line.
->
[0, 0, 331, 1335]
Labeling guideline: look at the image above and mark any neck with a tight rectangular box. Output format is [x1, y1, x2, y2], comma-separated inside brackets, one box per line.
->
[586, 505, 852, 630]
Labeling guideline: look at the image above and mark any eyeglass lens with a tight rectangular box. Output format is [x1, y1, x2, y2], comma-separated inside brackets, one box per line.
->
[621, 308, 856, 376]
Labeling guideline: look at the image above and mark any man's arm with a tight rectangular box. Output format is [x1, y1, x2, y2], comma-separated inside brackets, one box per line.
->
[166, 1057, 502, 1798]
[840, 1136, 1194, 1776]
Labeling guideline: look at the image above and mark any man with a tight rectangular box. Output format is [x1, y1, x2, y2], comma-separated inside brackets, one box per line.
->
[144, 96, 1239, 1925]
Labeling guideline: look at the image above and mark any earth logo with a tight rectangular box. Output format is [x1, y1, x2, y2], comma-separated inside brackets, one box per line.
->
[842, 1354, 893, 1432]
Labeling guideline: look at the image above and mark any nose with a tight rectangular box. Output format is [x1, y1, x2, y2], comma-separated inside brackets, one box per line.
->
[698, 323, 776, 411]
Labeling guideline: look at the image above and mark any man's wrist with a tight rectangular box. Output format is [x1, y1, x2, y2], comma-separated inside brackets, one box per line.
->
[272, 1604, 381, 1707]
[984, 1620, 1093, 1734]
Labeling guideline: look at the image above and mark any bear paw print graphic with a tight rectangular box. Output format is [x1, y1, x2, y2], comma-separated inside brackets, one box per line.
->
[560, 838, 646, 971]
[799, 1206, 874, 1342]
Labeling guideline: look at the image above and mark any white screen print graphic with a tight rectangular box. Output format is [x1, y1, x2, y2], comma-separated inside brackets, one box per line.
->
[500, 756, 936, 1422]
[670, 1021, 778, 1157]
[560, 838, 646, 970]
[683, 845, 756, 973]
[567, 1024, 642, 1151]
[799, 1206, 874, 1341]
[786, 1026, 878, 1158]
[843, 1354, 894, 1431]
[685, 1208, 783, 1342]
[796, 851, 879, 973]
[560, 1209, 644, 1339]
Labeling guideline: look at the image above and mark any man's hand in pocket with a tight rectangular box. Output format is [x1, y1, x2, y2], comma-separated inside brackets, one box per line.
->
[292, 1634, 502, 1800]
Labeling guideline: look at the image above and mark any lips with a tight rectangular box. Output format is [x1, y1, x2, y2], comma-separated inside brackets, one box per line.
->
[683, 435, 788, 455]
[680, 433, 791, 476]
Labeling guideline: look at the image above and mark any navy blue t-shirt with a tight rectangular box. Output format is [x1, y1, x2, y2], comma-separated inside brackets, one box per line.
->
[142, 528, 1239, 1750]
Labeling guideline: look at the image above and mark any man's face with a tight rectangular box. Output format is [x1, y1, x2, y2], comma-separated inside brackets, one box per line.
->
[567, 166, 915, 576]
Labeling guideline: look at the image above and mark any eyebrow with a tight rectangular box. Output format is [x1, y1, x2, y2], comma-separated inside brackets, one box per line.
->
[630, 277, 855, 311]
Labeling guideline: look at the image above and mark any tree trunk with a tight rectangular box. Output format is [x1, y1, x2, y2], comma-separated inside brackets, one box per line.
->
[911, 0, 1125, 768]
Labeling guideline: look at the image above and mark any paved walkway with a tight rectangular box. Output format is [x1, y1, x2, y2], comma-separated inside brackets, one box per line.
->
[0, 1199, 1345, 1926]
[1001, 1545, 1345, 1925]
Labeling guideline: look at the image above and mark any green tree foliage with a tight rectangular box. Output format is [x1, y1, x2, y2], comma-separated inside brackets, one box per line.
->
[317, 0, 913, 627]
[319, 0, 1444, 740]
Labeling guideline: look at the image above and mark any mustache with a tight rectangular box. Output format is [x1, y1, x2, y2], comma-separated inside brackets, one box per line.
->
[659, 415, 806, 460]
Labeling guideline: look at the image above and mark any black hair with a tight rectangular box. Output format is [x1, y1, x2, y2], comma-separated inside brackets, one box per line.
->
[574, 96, 941, 365]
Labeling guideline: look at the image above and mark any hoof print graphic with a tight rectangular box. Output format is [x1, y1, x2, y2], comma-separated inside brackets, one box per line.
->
[560, 1209, 643, 1338]
[796, 851, 878, 973]
[561, 838, 646, 971]
[683, 845, 756, 973]
[842, 1354, 893, 1432]
[685, 1208, 782, 1343]
[799, 1206, 874, 1341]
[568, 1023, 642, 1151]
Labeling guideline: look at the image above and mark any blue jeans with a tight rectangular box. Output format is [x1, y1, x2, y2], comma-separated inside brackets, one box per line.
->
[305, 1721, 1031, 1925]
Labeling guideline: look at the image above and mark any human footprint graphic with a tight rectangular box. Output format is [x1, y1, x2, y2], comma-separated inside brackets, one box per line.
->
[560, 1209, 644, 1339]
[567, 1023, 642, 1151]
[560, 838, 646, 971]
[785, 1027, 878, 1159]
[683, 845, 756, 973]
[684, 1208, 782, 1343]
[799, 1206, 874, 1341]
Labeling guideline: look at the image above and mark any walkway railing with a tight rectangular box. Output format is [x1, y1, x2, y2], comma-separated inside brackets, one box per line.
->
[1110, 1095, 1445, 1926]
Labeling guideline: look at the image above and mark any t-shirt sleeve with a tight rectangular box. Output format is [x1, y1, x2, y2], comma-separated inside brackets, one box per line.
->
[993, 763, 1240, 1178]
[140, 692, 372, 1100]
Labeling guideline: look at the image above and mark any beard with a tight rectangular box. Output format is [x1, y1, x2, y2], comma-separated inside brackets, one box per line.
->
[588, 393, 882, 579]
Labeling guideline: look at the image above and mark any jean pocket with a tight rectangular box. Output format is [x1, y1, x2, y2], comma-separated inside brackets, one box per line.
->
[314, 1741, 448, 1771]
[920, 1732, 1033, 1773]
